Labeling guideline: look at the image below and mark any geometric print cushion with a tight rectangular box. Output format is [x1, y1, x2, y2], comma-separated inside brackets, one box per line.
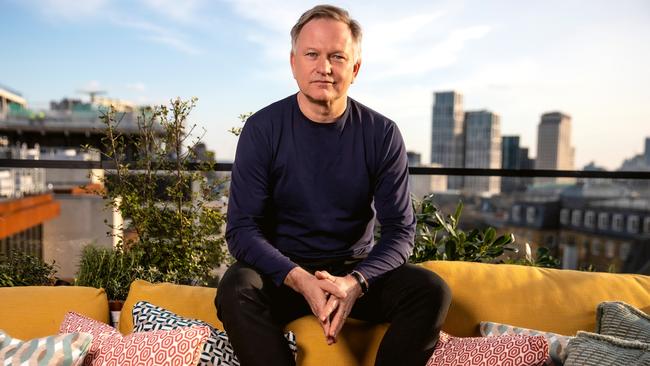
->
[564, 331, 650, 366]
[132, 301, 297, 366]
[59, 312, 210, 366]
[427, 331, 549, 366]
[481, 321, 573, 366]
[596, 301, 650, 344]
[0, 329, 93, 366]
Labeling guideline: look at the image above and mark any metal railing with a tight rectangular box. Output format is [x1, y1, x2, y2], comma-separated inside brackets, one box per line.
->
[0, 159, 649, 180]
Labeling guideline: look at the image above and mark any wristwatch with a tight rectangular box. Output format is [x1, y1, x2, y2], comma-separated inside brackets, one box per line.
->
[349, 270, 368, 296]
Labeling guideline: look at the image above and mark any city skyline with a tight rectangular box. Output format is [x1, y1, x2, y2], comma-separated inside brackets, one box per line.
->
[2, 0, 649, 170]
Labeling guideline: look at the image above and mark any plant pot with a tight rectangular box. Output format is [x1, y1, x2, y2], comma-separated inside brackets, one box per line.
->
[108, 300, 125, 329]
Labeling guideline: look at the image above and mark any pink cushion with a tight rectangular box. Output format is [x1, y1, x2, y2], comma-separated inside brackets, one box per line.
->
[427, 331, 549, 366]
[59, 312, 209, 366]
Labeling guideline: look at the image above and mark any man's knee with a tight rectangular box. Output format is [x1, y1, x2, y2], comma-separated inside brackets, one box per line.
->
[216, 262, 265, 318]
[402, 265, 452, 308]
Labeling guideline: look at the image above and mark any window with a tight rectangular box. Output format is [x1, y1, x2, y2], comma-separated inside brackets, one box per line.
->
[619, 242, 632, 260]
[598, 213, 609, 230]
[612, 214, 624, 232]
[560, 208, 570, 225]
[512, 205, 521, 222]
[526, 206, 536, 224]
[571, 210, 582, 226]
[605, 241, 616, 259]
[627, 215, 639, 234]
[644, 217, 650, 234]
[584, 211, 596, 229]
[590, 241, 601, 256]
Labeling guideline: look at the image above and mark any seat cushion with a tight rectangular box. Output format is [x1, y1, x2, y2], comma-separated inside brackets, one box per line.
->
[0, 286, 109, 339]
[420, 261, 650, 336]
[119, 279, 221, 334]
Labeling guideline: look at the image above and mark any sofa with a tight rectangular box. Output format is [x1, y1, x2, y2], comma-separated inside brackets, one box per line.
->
[2, 260, 649, 365]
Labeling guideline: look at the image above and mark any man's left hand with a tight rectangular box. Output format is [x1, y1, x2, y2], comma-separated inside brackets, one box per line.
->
[314, 270, 363, 345]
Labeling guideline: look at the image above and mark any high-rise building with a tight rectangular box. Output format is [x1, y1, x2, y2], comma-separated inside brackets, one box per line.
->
[501, 136, 534, 192]
[464, 110, 501, 195]
[431, 91, 464, 190]
[502, 136, 521, 170]
[535, 112, 575, 185]
[406, 151, 421, 166]
[645, 137, 650, 165]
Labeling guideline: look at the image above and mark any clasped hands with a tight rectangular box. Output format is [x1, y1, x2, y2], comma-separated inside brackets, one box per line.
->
[284, 267, 363, 345]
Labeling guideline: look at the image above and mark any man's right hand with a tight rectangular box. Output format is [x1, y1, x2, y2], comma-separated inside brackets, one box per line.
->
[284, 267, 346, 337]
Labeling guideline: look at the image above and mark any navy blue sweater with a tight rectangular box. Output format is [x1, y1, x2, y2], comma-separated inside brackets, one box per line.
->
[226, 94, 415, 286]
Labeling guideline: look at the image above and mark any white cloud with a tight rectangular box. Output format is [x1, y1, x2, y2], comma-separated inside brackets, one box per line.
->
[139, 0, 207, 24]
[112, 18, 202, 55]
[364, 24, 492, 80]
[19, 0, 202, 55]
[225, 0, 303, 33]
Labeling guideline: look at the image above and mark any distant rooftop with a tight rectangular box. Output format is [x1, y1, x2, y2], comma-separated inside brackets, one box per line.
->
[0, 83, 23, 97]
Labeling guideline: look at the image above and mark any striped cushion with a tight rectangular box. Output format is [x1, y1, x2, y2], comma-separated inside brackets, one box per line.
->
[596, 301, 650, 343]
[0, 330, 92, 366]
[132, 301, 298, 366]
[565, 331, 650, 366]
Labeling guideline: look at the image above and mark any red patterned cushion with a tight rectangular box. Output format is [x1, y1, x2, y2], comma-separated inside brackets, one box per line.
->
[59, 312, 209, 366]
[427, 331, 549, 366]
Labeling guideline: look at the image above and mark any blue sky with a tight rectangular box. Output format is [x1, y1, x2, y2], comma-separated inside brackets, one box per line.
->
[2, 0, 649, 169]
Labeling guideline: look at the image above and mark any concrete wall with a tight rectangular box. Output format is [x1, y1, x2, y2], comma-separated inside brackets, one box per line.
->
[43, 194, 122, 280]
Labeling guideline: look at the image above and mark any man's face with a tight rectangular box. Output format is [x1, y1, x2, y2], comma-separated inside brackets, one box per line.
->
[290, 18, 361, 106]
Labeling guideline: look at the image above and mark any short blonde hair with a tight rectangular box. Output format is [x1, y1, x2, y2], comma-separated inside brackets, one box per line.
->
[290, 4, 362, 62]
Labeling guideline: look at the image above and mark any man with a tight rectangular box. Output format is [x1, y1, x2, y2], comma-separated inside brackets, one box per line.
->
[216, 5, 451, 366]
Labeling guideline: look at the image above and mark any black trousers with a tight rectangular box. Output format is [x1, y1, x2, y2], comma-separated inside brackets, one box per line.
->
[215, 260, 452, 366]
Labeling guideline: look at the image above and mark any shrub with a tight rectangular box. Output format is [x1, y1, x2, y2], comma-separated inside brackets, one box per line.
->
[75, 245, 142, 300]
[0, 251, 57, 286]
[409, 194, 516, 263]
[86, 98, 228, 288]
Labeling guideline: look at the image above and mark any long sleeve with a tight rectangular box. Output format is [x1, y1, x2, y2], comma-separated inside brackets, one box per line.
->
[226, 118, 297, 286]
[354, 122, 415, 285]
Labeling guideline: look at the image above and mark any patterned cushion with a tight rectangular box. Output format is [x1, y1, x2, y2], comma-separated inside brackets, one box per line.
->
[59, 312, 209, 366]
[0, 330, 92, 366]
[565, 331, 650, 366]
[427, 331, 549, 366]
[596, 301, 650, 343]
[132, 301, 297, 366]
[481, 321, 573, 365]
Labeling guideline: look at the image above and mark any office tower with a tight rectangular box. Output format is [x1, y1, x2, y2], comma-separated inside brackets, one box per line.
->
[464, 111, 501, 195]
[431, 91, 464, 190]
[407, 151, 421, 166]
[502, 136, 521, 169]
[535, 112, 575, 185]
[501, 136, 534, 192]
[645, 137, 650, 165]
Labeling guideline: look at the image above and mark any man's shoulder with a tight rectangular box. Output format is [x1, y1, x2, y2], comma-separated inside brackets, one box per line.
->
[246, 94, 295, 128]
[348, 97, 398, 131]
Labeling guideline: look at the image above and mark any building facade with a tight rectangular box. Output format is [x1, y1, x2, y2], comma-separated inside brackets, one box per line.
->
[535, 112, 575, 185]
[431, 91, 464, 190]
[501, 136, 535, 193]
[503, 184, 650, 274]
[463, 110, 501, 195]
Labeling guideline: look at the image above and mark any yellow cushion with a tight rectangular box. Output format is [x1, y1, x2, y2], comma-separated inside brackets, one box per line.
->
[420, 261, 650, 336]
[119, 279, 222, 334]
[0, 286, 109, 339]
